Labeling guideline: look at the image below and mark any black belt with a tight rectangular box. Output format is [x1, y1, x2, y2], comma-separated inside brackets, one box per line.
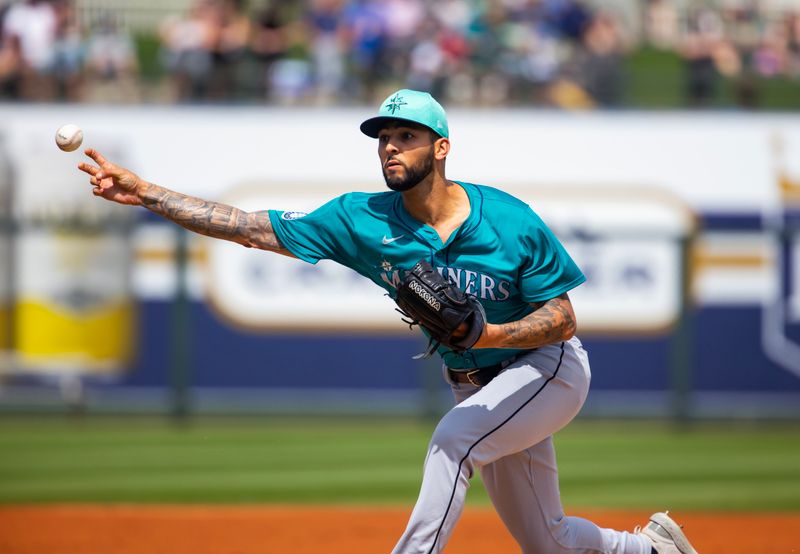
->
[447, 362, 506, 387]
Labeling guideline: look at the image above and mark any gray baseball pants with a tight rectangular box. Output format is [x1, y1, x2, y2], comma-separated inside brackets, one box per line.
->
[392, 337, 652, 554]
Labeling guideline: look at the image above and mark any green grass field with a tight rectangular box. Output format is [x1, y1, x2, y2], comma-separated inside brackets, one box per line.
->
[1, 416, 798, 511]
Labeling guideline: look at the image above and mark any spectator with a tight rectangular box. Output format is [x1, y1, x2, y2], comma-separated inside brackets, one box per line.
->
[50, 0, 82, 101]
[431, 0, 470, 35]
[159, 0, 216, 101]
[644, 0, 679, 50]
[679, 7, 724, 107]
[248, 2, 287, 100]
[542, 0, 591, 43]
[406, 17, 445, 96]
[725, 4, 763, 108]
[435, 5, 472, 104]
[83, 12, 140, 103]
[503, 18, 560, 103]
[467, 1, 512, 105]
[0, 0, 23, 98]
[307, 0, 346, 103]
[382, 0, 424, 80]
[267, 13, 313, 104]
[208, 0, 250, 100]
[341, 0, 386, 101]
[2, 0, 58, 100]
[785, 10, 800, 79]
[0, 33, 22, 99]
[579, 11, 626, 107]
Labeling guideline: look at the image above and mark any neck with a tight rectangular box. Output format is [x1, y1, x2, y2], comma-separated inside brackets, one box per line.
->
[401, 173, 469, 228]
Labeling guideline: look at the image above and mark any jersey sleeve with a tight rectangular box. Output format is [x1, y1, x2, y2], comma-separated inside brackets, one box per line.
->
[518, 210, 586, 302]
[267, 195, 354, 266]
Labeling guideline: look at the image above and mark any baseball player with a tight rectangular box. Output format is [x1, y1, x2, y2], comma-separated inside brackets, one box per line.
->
[77, 89, 698, 554]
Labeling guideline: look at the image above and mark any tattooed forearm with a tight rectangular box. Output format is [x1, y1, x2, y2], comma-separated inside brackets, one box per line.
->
[494, 294, 576, 348]
[139, 183, 290, 254]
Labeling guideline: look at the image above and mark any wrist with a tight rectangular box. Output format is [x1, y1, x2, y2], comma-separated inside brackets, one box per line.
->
[473, 323, 499, 349]
[136, 180, 156, 205]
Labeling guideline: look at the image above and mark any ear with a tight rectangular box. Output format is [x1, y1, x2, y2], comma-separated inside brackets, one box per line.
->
[433, 137, 450, 161]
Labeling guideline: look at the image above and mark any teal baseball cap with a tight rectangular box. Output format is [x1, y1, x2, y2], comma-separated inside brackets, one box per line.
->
[360, 89, 449, 139]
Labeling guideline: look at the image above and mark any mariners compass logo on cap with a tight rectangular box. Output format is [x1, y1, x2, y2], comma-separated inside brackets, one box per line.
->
[385, 93, 408, 115]
[360, 89, 449, 139]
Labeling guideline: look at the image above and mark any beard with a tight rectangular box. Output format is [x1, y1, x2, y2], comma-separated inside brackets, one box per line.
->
[383, 149, 434, 192]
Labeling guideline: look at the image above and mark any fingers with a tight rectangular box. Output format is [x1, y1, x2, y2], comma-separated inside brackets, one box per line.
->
[79, 158, 117, 187]
[77, 161, 99, 177]
[79, 161, 101, 186]
[84, 148, 109, 168]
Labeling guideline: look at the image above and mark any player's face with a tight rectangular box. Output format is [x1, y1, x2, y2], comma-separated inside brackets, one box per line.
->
[378, 125, 436, 192]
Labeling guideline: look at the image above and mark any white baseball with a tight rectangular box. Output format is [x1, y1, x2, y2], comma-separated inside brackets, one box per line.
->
[55, 124, 83, 152]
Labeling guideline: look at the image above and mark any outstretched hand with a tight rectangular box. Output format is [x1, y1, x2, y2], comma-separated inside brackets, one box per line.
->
[77, 149, 144, 206]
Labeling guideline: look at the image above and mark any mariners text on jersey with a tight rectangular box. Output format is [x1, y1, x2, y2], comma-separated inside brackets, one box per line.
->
[379, 265, 512, 302]
[267, 181, 586, 369]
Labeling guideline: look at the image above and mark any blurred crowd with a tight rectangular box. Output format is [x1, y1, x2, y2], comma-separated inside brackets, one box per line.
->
[1, 0, 800, 108]
[0, 0, 138, 102]
[158, 0, 631, 107]
[646, 0, 800, 107]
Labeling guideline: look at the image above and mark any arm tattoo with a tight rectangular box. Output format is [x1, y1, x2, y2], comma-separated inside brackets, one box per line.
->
[495, 294, 576, 348]
[140, 183, 290, 254]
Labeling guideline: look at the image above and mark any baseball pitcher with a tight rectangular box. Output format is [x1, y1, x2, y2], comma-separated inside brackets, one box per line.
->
[77, 89, 697, 554]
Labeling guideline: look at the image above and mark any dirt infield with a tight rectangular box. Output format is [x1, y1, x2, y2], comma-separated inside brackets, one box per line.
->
[0, 505, 797, 553]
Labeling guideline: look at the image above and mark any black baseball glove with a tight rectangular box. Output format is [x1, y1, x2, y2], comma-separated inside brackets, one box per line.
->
[395, 260, 487, 359]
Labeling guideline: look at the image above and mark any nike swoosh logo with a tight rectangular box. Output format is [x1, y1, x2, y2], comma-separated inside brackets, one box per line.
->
[382, 235, 405, 245]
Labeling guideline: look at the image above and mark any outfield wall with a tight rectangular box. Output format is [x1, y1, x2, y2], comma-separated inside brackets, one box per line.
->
[0, 104, 798, 418]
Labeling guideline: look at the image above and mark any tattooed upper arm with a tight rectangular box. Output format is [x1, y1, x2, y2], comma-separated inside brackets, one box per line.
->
[245, 210, 294, 256]
[533, 293, 576, 339]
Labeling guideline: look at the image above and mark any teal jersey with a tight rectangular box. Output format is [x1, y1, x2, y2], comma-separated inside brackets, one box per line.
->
[268, 181, 586, 369]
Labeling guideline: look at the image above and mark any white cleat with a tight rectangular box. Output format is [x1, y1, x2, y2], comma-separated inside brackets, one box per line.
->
[636, 511, 699, 554]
